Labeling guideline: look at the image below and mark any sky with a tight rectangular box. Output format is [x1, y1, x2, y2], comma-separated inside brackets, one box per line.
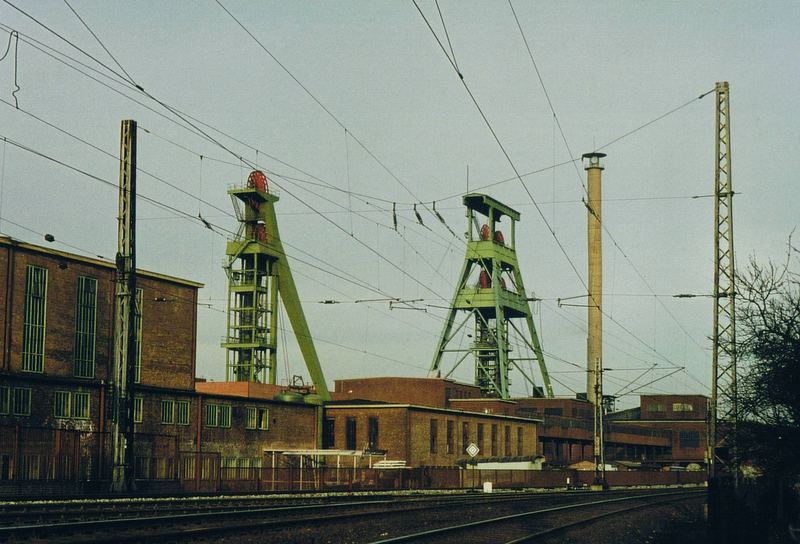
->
[0, 1, 797, 409]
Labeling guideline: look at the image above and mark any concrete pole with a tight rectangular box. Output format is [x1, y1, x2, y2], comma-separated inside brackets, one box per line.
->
[583, 152, 606, 405]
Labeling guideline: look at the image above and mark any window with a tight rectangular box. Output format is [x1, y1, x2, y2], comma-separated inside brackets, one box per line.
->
[246, 407, 269, 430]
[517, 427, 523, 456]
[180, 457, 195, 480]
[13, 388, 31, 415]
[368, 417, 379, 450]
[446, 420, 454, 454]
[477, 423, 484, 455]
[161, 400, 175, 424]
[219, 405, 231, 428]
[133, 396, 143, 423]
[0, 386, 8, 414]
[491, 424, 498, 456]
[462, 422, 469, 454]
[323, 419, 335, 449]
[345, 417, 357, 450]
[74, 276, 97, 378]
[72, 392, 90, 419]
[647, 403, 666, 412]
[54, 390, 70, 418]
[679, 431, 700, 448]
[204, 403, 230, 427]
[429, 419, 438, 453]
[543, 408, 563, 416]
[673, 402, 694, 412]
[176, 401, 190, 425]
[22, 265, 47, 372]
[205, 403, 219, 427]
[504, 425, 511, 456]
[133, 288, 143, 383]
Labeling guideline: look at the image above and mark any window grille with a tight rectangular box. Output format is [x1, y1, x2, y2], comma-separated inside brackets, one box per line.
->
[22, 266, 47, 372]
[176, 400, 190, 425]
[54, 391, 70, 418]
[161, 399, 175, 424]
[72, 392, 90, 419]
[13, 388, 31, 415]
[74, 276, 97, 378]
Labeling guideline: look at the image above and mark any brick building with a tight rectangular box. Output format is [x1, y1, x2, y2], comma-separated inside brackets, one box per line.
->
[331, 376, 705, 468]
[0, 237, 318, 492]
[323, 401, 539, 467]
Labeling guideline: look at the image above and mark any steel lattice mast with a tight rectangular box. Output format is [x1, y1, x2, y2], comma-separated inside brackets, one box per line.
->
[710, 81, 738, 484]
[429, 193, 553, 399]
[110, 120, 137, 492]
[222, 171, 330, 400]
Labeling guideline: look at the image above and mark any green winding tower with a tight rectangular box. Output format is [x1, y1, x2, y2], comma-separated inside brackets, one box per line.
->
[429, 193, 553, 399]
[222, 171, 330, 400]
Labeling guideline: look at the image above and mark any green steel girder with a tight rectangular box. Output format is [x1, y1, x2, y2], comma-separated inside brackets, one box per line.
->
[429, 193, 552, 399]
[222, 179, 330, 400]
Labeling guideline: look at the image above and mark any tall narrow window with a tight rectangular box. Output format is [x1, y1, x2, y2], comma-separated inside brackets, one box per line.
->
[176, 400, 190, 425]
[517, 427, 523, 455]
[218, 405, 231, 428]
[504, 425, 511, 456]
[133, 396, 143, 423]
[0, 386, 9, 414]
[22, 266, 47, 372]
[160, 399, 175, 424]
[367, 417, 379, 450]
[13, 388, 31, 415]
[491, 424, 498, 456]
[134, 288, 143, 383]
[72, 392, 90, 419]
[446, 420, 454, 454]
[462, 422, 469, 454]
[430, 419, 438, 454]
[205, 403, 219, 427]
[323, 419, 335, 449]
[345, 417, 357, 450]
[477, 423, 484, 455]
[74, 277, 97, 378]
[54, 391, 70, 418]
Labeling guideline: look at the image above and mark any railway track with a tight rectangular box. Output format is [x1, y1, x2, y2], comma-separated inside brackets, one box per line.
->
[0, 487, 705, 543]
[368, 489, 707, 544]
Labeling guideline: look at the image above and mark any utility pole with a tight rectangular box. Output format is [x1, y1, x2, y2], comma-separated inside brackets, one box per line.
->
[710, 81, 738, 487]
[110, 119, 137, 492]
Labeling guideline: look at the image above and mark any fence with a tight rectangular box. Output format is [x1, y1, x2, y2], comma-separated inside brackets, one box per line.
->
[0, 425, 707, 496]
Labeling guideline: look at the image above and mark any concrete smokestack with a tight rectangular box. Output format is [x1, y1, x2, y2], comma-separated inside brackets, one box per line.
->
[583, 152, 606, 405]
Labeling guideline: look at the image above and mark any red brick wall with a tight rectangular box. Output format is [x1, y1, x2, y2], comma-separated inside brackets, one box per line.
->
[325, 406, 537, 468]
[0, 240, 198, 391]
[333, 377, 480, 409]
[639, 394, 708, 421]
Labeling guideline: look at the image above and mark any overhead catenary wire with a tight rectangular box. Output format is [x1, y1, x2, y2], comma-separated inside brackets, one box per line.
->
[1, 4, 712, 400]
[412, 1, 689, 378]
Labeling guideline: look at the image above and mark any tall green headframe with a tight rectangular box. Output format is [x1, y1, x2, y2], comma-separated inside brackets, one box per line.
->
[429, 194, 553, 399]
[222, 170, 330, 400]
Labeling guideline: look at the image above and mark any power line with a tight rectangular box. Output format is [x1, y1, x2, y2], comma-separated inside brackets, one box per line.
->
[506, 1, 712, 357]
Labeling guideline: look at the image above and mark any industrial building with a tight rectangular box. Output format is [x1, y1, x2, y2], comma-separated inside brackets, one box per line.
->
[0, 159, 710, 495]
[0, 236, 319, 493]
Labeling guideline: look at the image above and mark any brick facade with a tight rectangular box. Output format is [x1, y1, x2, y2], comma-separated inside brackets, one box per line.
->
[324, 404, 539, 467]
[0, 237, 318, 487]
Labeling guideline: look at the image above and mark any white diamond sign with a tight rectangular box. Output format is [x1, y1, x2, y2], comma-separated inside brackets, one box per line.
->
[466, 443, 480, 457]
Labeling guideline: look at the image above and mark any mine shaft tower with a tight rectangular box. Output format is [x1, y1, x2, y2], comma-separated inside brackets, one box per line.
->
[430, 193, 553, 399]
[222, 171, 330, 400]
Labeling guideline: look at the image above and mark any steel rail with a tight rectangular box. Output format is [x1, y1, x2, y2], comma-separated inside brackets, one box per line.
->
[368, 489, 706, 543]
[502, 492, 707, 543]
[0, 488, 656, 541]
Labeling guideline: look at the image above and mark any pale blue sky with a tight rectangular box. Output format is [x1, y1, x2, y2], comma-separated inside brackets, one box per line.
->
[0, 1, 797, 408]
